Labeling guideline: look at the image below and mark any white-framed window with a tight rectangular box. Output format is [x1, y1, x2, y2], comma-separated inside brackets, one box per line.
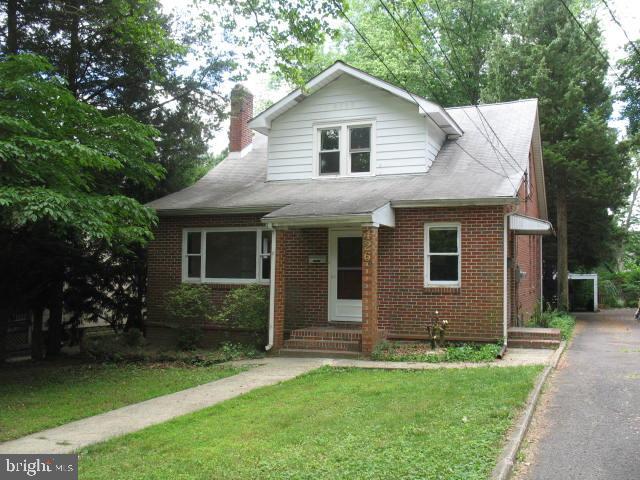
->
[424, 223, 461, 287]
[313, 120, 375, 177]
[182, 227, 272, 284]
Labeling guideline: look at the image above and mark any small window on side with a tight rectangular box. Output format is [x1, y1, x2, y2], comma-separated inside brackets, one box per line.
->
[425, 225, 460, 286]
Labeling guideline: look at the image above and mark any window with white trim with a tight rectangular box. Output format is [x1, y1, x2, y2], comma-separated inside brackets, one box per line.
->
[424, 223, 461, 287]
[314, 121, 374, 177]
[182, 228, 271, 283]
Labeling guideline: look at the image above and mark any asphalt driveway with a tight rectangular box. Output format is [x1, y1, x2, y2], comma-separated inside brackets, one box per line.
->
[522, 308, 640, 480]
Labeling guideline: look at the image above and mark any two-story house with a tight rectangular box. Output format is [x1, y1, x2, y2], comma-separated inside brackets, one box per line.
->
[146, 61, 552, 355]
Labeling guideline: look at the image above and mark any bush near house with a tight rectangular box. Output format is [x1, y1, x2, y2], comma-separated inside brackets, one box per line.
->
[598, 268, 640, 308]
[527, 308, 576, 340]
[164, 284, 214, 350]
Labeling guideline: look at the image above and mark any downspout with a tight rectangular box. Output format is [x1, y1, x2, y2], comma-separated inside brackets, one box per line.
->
[265, 228, 277, 351]
[540, 236, 544, 310]
[503, 213, 510, 348]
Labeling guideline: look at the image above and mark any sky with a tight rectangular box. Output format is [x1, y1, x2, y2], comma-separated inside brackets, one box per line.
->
[161, 0, 640, 154]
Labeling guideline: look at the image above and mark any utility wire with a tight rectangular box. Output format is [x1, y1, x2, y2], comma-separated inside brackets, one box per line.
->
[331, 0, 511, 180]
[409, 0, 524, 174]
[559, 0, 623, 83]
[600, 0, 640, 58]
[378, 0, 522, 179]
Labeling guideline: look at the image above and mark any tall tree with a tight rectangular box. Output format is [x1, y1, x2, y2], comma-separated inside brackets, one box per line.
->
[0, 55, 161, 357]
[482, 0, 630, 309]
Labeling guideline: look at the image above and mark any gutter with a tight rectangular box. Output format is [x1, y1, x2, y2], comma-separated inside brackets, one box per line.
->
[391, 197, 519, 208]
[265, 229, 277, 351]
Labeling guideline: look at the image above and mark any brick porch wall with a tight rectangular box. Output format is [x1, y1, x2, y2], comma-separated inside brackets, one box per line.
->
[377, 206, 506, 342]
[147, 214, 266, 326]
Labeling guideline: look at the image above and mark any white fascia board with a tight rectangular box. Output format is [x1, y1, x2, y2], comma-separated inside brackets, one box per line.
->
[262, 206, 395, 229]
[248, 61, 463, 137]
[509, 213, 553, 235]
[371, 203, 395, 228]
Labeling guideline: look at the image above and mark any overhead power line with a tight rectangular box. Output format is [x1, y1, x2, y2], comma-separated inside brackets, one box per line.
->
[331, 0, 512, 180]
[600, 0, 640, 58]
[558, 0, 623, 83]
[377, 0, 523, 180]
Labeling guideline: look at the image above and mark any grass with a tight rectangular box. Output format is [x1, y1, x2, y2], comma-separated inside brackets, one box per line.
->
[371, 340, 502, 363]
[80, 365, 542, 480]
[0, 360, 244, 442]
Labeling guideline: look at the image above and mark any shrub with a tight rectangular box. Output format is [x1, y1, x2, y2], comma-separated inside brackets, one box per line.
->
[215, 284, 268, 332]
[527, 308, 575, 340]
[426, 310, 448, 349]
[164, 284, 215, 350]
[123, 328, 145, 347]
[371, 341, 501, 363]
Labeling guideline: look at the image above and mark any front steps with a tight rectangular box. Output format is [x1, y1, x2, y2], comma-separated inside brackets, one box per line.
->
[508, 327, 561, 349]
[279, 327, 362, 356]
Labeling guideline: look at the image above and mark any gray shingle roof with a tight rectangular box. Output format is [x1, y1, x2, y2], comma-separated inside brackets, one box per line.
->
[146, 99, 539, 219]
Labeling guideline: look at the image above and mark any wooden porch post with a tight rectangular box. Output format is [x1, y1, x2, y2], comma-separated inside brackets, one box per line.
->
[361, 225, 379, 354]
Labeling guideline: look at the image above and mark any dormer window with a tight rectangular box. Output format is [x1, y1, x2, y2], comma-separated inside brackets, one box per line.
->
[349, 126, 371, 173]
[314, 121, 375, 177]
[319, 128, 340, 175]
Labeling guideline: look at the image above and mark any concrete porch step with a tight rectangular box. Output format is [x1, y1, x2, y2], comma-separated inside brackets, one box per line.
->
[508, 327, 561, 341]
[282, 338, 362, 352]
[289, 327, 362, 342]
[508, 338, 561, 349]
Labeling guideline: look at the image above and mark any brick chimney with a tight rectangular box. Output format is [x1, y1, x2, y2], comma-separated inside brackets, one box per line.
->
[228, 84, 254, 158]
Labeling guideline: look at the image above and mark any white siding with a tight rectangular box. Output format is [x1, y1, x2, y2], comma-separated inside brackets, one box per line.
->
[266, 75, 446, 181]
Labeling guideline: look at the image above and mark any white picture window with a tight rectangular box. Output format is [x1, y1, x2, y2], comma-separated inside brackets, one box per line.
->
[314, 121, 375, 177]
[424, 223, 461, 287]
[182, 228, 271, 284]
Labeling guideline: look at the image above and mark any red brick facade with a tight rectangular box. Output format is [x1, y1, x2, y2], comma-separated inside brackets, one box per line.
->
[147, 214, 265, 327]
[511, 149, 543, 324]
[148, 200, 544, 349]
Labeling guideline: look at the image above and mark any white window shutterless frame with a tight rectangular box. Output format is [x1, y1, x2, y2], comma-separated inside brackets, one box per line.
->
[181, 227, 272, 284]
[312, 120, 376, 178]
[424, 223, 461, 287]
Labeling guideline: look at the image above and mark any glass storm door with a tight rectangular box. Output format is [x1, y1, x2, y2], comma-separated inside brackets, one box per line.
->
[329, 230, 362, 322]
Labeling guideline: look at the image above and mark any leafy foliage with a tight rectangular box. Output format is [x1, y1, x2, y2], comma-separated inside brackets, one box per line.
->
[164, 284, 215, 350]
[0, 55, 160, 243]
[371, 340, 502, 362]
[215, 285, 269, 332]
[527, 308, 575, 340]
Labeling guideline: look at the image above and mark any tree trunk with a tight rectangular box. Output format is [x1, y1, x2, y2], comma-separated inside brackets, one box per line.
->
[31, 308, 45, 361]
[556, 187, 569, 311]
[66, 0, 81, 97]
[0, 307, 9, 362]
[6, 0, 18, 54]
[46, 283, 64, 356]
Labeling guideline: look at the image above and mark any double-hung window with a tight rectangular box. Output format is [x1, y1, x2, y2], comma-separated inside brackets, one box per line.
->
[424, 223, 461, 287]
[315, 121, 374, 176]
[183, 228, 272, 283]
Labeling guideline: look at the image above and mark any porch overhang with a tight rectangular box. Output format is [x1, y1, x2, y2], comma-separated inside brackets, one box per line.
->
[262, 202, 395, 228]
[509, 214, 553, 235]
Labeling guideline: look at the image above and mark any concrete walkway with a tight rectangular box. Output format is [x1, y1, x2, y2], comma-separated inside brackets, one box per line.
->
[0, 346, 553, 455]
[518, 309, 640, 480]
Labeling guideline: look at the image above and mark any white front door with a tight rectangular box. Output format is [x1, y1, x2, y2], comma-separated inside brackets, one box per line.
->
[328, 229, 363, 322]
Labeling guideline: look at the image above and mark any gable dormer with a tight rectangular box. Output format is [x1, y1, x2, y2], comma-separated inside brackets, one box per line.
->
[248, 62, 462, 181]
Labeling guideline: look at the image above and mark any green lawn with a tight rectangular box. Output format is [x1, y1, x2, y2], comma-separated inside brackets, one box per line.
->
[0, 361, 244, 442]
[80, 365, 542, 480]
